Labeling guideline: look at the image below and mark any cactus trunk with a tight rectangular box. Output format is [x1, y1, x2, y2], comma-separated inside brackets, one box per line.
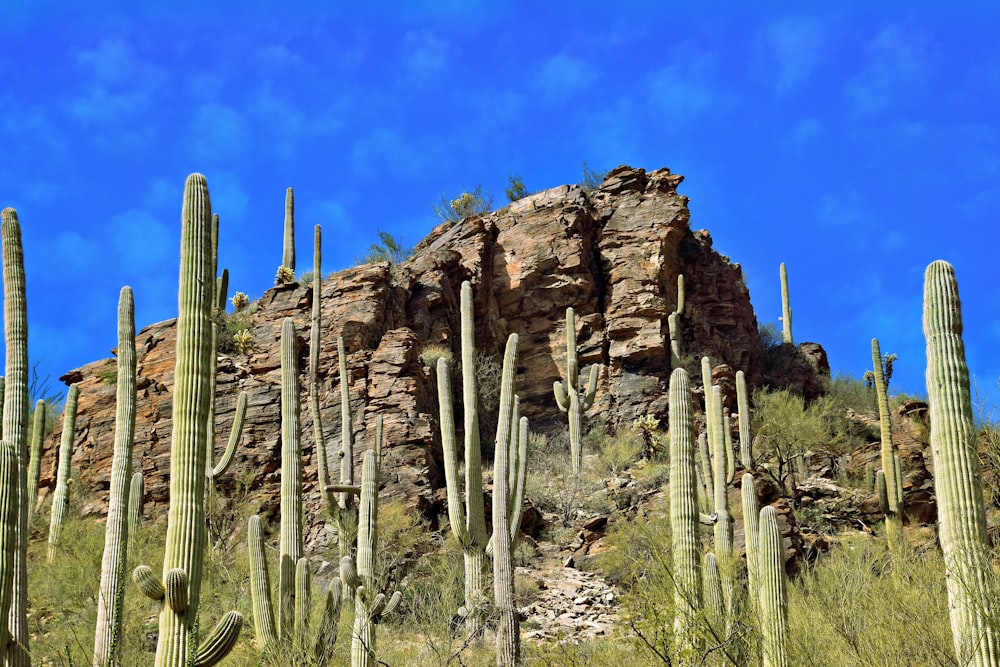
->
[758, 506, 788, 667]
[669, 368, 702, 665]
[93, 287, 138, 667]
[282, 187, 295, 272]
[47, 383, 80, 562]
[553, 307, 598, 476]
[923, 260, 1000, 667]
[779, 262, 792, 345]
[278, 318, 303, 640]
[25, 400, 45, 525]
[872, 338, 904, 552]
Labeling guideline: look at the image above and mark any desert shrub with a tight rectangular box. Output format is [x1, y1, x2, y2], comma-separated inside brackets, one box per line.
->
[354, 229, 412, 265]
[752, 388, 868, 491]
[217, 310, 253, 356]
[433, 185, 494, 223]
[504, 173, 529, 202]
[525, 429, 613, 530]
[419, 343, 453, 368]
[274, 264, 296, 285]
[95, 360, 118, 385]
[824, 373, 876, 415]
[579, 161, 607, 193]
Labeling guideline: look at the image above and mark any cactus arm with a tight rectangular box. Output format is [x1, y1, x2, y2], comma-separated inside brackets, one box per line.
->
[25, 399, 45, 524]
[247, 515, 277, 650]
[703, 552, 725, 631]
[698, 431, 714, 512]
[278, 318, 303, 640]
[668, 274, 685, 368]
[94, 286, 138, 667]
[581, 364, 599, 411]
[132, 565, 166, 601]
[216, 269, 229, 314]
[553, 381, 569, 412]
[155, 173, 215, 666]
[47, 383, 80, 562]
[436, 357, 469, 547]
[759, 506, 789, 667]
[164, 569, 189, 613]
[564, 307, 578, 385]
[194, 611, 243, 667]
[351, 449, 380, 667]
[923, 260, 1000, 666]
[669, 368, 702, 664]
[507, 415, 529, 543]
[282, 187, 295, 272]
[211, 390, 246, 477]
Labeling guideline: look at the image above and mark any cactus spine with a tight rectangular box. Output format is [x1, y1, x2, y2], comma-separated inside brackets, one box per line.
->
[47, 383, 80, 562]
[736, 370, 752, 470]
[139, 173, 241, 666]
[553, 307, 599, 476]
[669, 368, 702, 664]
[758, 506, 788, 667]
[282, 187, 295, 273]
[779, 262, 792, 345]
[93, 287, 138, 667]
[923, 260, 999, 666]
[25, 400, 45, 524]
[668, 274, 685, 369]
[2, 206, 31, 665]
[872, 337, 904, 551]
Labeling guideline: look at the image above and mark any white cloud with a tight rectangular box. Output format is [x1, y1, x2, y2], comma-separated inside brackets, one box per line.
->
[534, 53, 597, 102]
[754, 16, 830, 93]
[847, 25, 929, 115]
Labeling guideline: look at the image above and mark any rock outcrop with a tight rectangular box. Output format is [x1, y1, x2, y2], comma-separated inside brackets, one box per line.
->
[41, 165, 801, 537]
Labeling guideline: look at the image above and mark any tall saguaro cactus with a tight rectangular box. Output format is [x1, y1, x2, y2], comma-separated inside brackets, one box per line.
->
[93, 286, 138, 667]
[736, 371, 752, 470]
[309, 225, 336, 517]
[779, 263, 793, 345]
[136, 173, 242, 667]
[669, 368, 702, 665]
[923, 260, 1000, 667]
[2, 206, 30, 665]
[48, 383, 80, 562]
[871, 337, 904, 552]
[491, 335, 523, 667]
[758, 506, 788, 667]
[668, 274, 685, 369]
[282, 187, 295, 273]
[278, 318, 303, 640]
[553, 307, 599, 476]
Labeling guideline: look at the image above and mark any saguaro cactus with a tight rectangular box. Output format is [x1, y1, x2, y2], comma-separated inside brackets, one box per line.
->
[48, 383, 80, 562]
[330, 335, 359, 560]
[741, 474, 760, 616]
[2, 206, 31, 665]
[669, 368, 702, 665]
[25, 399, 45, 523]
[308, 225, 336, 517]
[668, 274, 685, 369]
[345, 448, 401, 667]
[128, 472, 144, 548]
[278, 318, 303, 639]
[134, 173, 242, 666]
[779, 263, 792, 345]
[491, 335, 523, 667]
[736, 370, 752, 470]
[93, 286, 138, 667]
[923, 260, 1000, 666]
[872, 338, 904, 552]
[758, 506, 788, 667]
[553, 307, 599, 476]
[282, 187, 295, 273]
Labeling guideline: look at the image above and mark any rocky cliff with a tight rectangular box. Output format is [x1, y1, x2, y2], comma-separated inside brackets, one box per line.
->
[41, 165, 784, 533]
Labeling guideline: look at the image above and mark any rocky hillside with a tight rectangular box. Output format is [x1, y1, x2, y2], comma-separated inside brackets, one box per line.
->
[38, 165, 821, 538]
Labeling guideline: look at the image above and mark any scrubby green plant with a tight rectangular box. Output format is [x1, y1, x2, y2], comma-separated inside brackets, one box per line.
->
[579, 161, 606, 192]
[433, 185, 494, 223]
[419, 344, 452, 369]
[232, 330, 254, 356]
[355, 230, 412, 266]
[504, 174, 528, 202]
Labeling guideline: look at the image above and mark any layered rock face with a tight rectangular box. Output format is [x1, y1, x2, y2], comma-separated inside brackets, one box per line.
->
[42, 165, 768, 528]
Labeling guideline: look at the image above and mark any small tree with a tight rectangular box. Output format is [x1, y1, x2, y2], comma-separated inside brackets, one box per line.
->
[355, 230, 412, 265]
[579, 161, 606, 192]
[504, 174, 528, 202]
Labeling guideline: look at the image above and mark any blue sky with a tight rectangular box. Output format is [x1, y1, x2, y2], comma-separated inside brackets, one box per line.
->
[2, 2, 999, 412]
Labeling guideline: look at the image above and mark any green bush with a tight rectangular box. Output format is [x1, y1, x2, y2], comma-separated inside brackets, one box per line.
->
[432, 185, 494, 223]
